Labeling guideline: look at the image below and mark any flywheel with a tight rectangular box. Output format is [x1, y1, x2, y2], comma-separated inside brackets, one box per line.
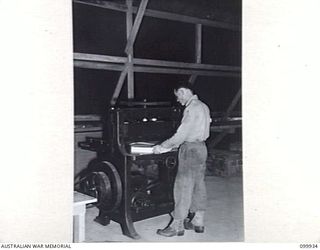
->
[80, 161, 122, 212]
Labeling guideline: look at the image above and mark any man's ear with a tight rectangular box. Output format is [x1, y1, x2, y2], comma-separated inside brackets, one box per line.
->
[179, 88, 186, 95]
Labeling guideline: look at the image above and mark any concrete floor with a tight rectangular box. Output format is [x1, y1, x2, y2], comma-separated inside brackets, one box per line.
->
[84, 175, 243, 242]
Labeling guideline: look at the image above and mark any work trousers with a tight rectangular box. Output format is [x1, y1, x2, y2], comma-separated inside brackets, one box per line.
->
[173, 141, 207, 221]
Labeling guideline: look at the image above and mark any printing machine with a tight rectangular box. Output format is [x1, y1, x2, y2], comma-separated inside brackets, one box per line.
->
[78, 102, 181, 239]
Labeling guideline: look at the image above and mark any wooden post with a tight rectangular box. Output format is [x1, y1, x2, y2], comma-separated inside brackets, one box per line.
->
[189, 24, 202, 85]
[126, 0, 134, 99]
[195, 24, 202, 63]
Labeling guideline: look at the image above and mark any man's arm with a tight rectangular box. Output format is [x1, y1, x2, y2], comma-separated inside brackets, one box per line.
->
[160, 106, 197, 149]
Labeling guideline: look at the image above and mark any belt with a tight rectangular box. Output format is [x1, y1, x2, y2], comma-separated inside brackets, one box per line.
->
[183, 140, 204, 144]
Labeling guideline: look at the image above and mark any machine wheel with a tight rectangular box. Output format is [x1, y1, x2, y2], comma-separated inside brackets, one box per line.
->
[131, 191, 150, 212]
[80, 161, 122, 212]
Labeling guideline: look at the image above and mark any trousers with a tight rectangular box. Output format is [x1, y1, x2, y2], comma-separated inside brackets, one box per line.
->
[172, 141, 207, 221]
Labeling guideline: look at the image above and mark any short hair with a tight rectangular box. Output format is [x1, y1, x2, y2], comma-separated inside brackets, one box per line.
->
[174, 82, 194, 93]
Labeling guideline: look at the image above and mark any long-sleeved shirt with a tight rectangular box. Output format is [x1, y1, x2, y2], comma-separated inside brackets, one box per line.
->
[161, 95, 211, 149]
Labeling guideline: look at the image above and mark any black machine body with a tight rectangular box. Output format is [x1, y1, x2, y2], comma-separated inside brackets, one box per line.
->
[77, 103, 181, 239]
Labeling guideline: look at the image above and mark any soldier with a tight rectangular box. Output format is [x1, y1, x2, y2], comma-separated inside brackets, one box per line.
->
[153, 83, 211, 237]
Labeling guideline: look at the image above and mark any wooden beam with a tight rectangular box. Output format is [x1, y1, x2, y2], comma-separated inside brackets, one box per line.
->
[189, 23, 202, 85]
[74, 60, 240, 77]
[74, 52, 241, 72]
[73, 0, 127, 12]
[74, 60, 124, 71]
[126, 0, 134, 99]
[145, 8, 240, 31]
[133, 65, 240, 77]
[111, 66, 128, 105]
[74, 52, 127, 63]
[73, 0, 240, 31]
[223, 88, 241, 120]
[210, 124, 241, 132]
[124, 0, 148, 55]
[74, 115, 101, 122]
[134, 58, 240, 72]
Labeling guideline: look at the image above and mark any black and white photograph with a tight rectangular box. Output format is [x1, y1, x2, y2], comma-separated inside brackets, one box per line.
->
[1, 0, 320, 245]
[73, 0, 242, 242]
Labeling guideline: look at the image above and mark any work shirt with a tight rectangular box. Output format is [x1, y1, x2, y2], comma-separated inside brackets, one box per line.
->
[161, 95, 211, 149]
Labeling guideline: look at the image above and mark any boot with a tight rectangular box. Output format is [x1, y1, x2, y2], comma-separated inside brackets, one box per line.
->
[183, 211, 195, 230]
[183, 211, 205, 233]
[193, 211, 205, 233]
[157, 220, 185, 237]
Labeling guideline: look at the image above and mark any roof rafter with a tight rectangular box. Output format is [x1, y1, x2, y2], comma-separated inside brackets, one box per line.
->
[73, 0, 240, 31]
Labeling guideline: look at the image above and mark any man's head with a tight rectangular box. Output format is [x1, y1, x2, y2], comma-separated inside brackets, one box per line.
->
[174, 83, 194, 106]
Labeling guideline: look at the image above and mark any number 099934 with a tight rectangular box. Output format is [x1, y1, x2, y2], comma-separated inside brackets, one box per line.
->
[300, 244, 318, 248]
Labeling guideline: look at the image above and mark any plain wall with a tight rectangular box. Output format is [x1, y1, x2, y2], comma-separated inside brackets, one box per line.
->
[0, 0, 73, 242]
[243, 0, 320, 242]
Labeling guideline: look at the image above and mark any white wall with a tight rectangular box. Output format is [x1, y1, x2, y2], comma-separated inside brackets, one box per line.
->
[243, 0, 320, 242]
[0, 0, 73, 242]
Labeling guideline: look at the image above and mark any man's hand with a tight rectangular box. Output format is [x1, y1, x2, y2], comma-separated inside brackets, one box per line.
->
[153, 145, 172, 154]
[153, 145, 162, 154]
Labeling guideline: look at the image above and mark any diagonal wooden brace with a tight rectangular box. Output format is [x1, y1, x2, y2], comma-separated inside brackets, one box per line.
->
[124, 0, 149, 55]
[223, 88, 241, 120]
[110, 66, 129, 106]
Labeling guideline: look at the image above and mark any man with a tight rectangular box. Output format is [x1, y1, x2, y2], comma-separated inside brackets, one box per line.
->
[153, 83, 211, 237]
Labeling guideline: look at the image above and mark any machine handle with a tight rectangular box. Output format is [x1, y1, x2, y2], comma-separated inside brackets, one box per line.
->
[78, 137, 109, 152]
[118, 101, 172, 107]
